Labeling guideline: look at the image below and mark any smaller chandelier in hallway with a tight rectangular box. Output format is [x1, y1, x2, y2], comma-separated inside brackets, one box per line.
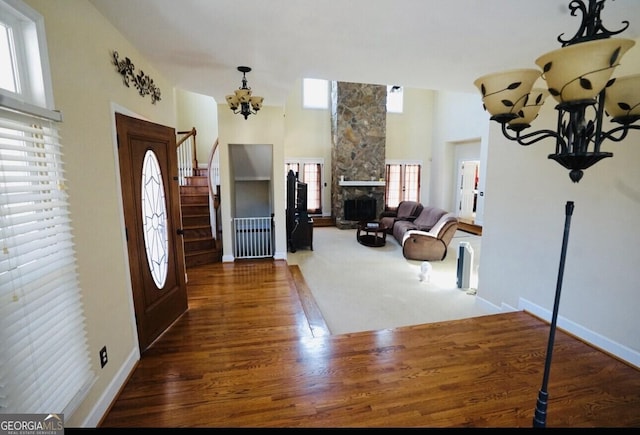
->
[225, 66, 264, 119]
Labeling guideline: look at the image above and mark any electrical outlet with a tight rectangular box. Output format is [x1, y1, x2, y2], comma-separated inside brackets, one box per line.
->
[99, 346, 108, 368]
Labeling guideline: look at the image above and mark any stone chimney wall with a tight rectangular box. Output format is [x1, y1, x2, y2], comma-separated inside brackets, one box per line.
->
[330, 81, 387, 229]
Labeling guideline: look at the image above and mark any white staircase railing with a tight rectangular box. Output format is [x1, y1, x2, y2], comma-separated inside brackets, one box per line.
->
[176, 128, 197, 185]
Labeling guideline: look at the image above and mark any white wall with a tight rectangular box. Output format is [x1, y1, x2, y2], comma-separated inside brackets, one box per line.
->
[431, 91, 489, 216]
[218, 104, 286, 261]
[283, 79, 334, 216]
[386, 88, 436, 205]
[175, 89, 219, 166]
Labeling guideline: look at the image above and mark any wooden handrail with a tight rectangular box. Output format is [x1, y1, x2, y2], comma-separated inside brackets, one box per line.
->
[176, 127, 197, 184]
[176, 127, 196, 147]
[177, 127, 197, 169]
[208, 137, 219, 199]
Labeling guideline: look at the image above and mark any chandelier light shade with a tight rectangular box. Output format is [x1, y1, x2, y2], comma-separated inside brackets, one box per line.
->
[604, 73, 640, 123]
[474, 0, 640, 184]
[508, 88, 550, 130]
[474, 68, 541, 124]
[535, 38, 635, 104]
[226, 66, 263, 119]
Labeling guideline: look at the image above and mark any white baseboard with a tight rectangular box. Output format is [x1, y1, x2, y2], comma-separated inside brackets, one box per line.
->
[222, 252, 287, 262]
[81, 346, 140, 427]
[500, 302, 518, 312]
[474, 294, 511, 314]
[273, 250, 287, 260]
[519, 297, 639, 369]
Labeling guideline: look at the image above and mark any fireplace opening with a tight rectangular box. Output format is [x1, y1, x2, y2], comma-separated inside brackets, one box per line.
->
[344, 197, 376, 221]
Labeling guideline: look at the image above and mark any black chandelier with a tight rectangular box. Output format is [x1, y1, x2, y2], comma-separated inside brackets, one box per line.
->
[225, 66, 264, 120]
[474, 0, 638, 428]
[474, 0, 639, 183]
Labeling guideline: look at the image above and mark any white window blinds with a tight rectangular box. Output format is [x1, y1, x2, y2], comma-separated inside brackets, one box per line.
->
[0, 105, 94, 414]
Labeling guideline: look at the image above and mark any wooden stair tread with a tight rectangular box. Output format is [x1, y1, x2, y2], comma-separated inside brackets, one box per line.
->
[183, 235, 216, 242]
[186, 248, 219, 255]
[183, 224, 213, 230]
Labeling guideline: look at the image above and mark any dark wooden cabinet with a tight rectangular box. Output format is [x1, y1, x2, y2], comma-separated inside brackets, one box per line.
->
[286, 170, 313, 252]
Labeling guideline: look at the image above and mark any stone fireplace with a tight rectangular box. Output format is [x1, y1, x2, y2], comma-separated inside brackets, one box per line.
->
[330, 81, 387, 229]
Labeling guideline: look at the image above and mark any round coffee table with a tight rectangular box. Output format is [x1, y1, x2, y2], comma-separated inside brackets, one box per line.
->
[357, 221, 388, 247]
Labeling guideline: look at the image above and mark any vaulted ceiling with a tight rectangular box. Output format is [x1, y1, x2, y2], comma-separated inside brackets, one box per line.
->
[90, 0, 640, 107]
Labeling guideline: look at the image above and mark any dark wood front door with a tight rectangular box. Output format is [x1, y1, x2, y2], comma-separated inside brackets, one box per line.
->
[116, 113, 188, 352]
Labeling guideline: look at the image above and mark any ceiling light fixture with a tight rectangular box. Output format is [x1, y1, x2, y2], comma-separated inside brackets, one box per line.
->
[474, 0, 639, 184]
[225, 66, 264, 120]
[474, 1, 639, 428]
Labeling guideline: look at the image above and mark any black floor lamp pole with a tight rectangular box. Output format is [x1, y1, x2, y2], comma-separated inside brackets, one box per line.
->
[533, 200, 575, 428]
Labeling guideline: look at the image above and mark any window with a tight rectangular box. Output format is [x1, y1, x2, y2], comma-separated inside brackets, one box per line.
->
[0, 0, 51, 108]
[303, 80, 403, 112]
[387, 85, 403, 113]
[285, 160, 323, 214]
[0, 21, 18, 93]
[0, 0, 94, 415]
[302, 78, 329, 109]
[385, 162, 421, 209]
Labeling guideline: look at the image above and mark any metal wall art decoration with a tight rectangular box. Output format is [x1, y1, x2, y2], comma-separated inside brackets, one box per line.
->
[112, 51, 161, 104]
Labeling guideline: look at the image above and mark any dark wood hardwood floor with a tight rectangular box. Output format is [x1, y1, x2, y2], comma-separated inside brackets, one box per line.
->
[99, 259, 640, 428]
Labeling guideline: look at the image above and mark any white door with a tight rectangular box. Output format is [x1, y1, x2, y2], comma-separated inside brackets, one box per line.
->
[457, 160, 479, 220]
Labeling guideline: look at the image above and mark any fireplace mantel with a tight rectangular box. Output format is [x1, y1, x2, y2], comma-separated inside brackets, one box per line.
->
[339, 180, 385, 186]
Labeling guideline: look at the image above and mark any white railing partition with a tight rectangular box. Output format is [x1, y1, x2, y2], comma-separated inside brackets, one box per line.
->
[233, 216, 274, 259]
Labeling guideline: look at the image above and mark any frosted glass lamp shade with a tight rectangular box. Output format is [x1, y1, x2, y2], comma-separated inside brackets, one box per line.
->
[535, 38, 635, 104]
[509, 88, 550, 129]
[235, 88, 252, 103]
[250, 96, 264, 111]
[225, 95, 239, 110]
[474, 69, 541, 122]
[604, 73, 640, 123]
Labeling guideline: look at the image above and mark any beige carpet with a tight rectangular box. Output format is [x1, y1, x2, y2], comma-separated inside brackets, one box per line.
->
[287, 226, 493, 335]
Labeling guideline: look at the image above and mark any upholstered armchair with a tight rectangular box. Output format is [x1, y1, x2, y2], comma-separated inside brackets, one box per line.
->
[379, 201, 423, 234]
[401, 213, 458, 261]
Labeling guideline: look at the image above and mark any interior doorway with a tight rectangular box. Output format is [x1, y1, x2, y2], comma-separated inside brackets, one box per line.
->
[456, 160, 480, 220]
[228, 143, 274, 258]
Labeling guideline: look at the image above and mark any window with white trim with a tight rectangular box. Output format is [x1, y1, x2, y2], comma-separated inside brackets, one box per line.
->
[387, 85, 404, 113]
[0, 0, 94, 415]
[285, 160, 323, 214]
[302, 78, 329, 109]
[385, 162, 421, 209]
